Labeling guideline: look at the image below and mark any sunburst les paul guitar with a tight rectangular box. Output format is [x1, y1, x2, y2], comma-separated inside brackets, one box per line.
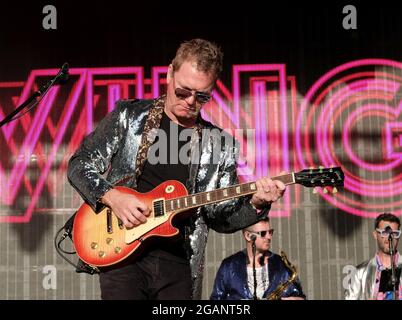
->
[73, 167, 344, 267]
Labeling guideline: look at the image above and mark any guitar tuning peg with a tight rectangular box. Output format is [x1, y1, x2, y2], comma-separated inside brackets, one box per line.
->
[332, 187, 338, 194]
[323, 187, 328, 194]
[312, 187, 318, 194]
[318, 166, 324, 169]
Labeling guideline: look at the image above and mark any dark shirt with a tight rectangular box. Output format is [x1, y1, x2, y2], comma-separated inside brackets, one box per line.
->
[136, 111, 192, 263]
[136, 111, 191, 193]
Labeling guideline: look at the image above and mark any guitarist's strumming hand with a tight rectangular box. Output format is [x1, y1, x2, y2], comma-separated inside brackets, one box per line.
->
[251, 175, 286, 210]
[101, 188, 150, 228]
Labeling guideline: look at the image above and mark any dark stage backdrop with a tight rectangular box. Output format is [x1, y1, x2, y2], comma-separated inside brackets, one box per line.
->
[0, 2, 401, 299]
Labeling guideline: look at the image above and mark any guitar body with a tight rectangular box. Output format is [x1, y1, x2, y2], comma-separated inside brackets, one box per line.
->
[72, 180, 188, 267]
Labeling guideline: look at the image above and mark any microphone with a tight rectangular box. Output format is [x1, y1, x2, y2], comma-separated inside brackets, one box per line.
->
[384, 224, 397, 299]
[37, 62, 69, 95]
[0, 62, 70, 128]
[55, 62, 69, 85]
[384, 225, 394, 241]
[250, 234, 257, 300]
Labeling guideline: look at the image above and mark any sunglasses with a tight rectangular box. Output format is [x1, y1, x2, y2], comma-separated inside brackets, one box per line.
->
[376, 228, 401, 239]
[174, 87, 212, 105]
[248, 229, 275, 238]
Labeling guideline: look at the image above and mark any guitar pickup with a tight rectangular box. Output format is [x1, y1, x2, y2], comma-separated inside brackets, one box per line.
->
[153, 199, 165, 217]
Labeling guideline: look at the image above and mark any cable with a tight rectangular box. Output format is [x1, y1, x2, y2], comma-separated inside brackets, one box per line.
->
[54, 221, 100, 275]
[54, 226, 79, 269]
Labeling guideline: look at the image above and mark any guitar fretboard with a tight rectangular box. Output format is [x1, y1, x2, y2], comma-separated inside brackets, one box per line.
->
[165, 173, 295, 212]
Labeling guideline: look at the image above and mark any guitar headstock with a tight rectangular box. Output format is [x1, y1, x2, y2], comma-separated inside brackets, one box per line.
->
[294, 167, 344, 189]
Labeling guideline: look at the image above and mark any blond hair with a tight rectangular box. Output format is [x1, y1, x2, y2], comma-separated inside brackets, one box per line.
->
[172, 38, 223, 80]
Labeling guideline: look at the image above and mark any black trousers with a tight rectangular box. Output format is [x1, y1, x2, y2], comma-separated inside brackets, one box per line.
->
[99, 253, 193, 300]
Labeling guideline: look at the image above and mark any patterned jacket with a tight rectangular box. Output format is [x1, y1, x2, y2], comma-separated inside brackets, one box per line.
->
[345, 253, 402, 300]
[67, 96, 268, 298]
[210, 250, 305, 300]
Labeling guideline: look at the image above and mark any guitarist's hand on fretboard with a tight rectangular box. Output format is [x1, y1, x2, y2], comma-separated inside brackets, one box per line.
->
[251, 175, 286, 210]
[101, 188, 150, 228]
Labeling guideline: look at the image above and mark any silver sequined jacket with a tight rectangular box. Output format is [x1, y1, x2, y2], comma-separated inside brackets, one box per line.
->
[67, 97, 268, 299]
[345, 254, 402, 300]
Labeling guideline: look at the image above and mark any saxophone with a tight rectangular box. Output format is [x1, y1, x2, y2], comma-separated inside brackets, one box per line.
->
[266, 250, 298, 300]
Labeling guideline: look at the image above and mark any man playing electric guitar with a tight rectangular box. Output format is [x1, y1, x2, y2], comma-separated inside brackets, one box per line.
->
[67, 39, 285, 300]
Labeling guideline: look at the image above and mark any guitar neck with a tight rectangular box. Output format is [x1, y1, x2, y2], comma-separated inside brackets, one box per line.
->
[164, 173, 295, 212]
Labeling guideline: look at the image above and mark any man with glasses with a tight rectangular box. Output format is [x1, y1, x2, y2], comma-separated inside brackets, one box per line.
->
[68, 39, 286, 299]
[345, 213, 402, 300]
[210, 217, 305, 300]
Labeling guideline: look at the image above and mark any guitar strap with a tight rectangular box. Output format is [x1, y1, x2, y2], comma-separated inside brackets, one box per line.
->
[132, 95, 166, 186]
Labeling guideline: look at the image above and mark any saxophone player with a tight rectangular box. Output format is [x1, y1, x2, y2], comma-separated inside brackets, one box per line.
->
[210, 217, 305, 300]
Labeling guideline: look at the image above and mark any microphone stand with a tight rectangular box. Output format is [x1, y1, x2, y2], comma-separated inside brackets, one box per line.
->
[251, 235, 257, 300]
[388, 233, 397, 300]
[0, 63, 69, 128]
